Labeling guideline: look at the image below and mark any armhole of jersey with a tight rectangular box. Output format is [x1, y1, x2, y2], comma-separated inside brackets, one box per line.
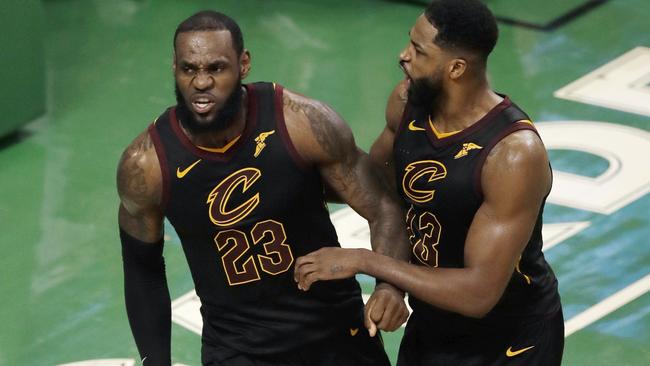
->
[147, 123, 170, 212]
[273, 84, 310, 172]
[472, 121, 540, 200]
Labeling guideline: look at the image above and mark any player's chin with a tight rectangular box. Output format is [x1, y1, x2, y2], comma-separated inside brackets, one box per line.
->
[192, 111, 217, 125]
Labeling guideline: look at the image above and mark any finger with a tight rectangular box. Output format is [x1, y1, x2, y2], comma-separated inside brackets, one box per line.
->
[375, 305, 392, 331]
[367, 318, 377, 337]
[370, 288, 407, 331]
[364, 291, 388, 331]
[300, 269, 321, 291]
[293, 257, 307, 283]
[294, 254, 315, 269]
[384, 298, 408, 331]
[296, 264, 316, 289]
[385, 303, 408, 331]
[293, 265, 300, 283]
[400, 308, 410, 326]
[293, 260, 307, 283]
[395, 301, 410, 328]
[364, 300, 378, 337]
[300, 272, 312, 290]
[369, 295, 388, 324]
[374, 296, 404, 331]
[364, 297, 373, 328]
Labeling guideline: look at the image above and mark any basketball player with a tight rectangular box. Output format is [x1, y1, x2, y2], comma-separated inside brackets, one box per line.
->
[117, 11, 409, 366]
[294, 0, 564, 365]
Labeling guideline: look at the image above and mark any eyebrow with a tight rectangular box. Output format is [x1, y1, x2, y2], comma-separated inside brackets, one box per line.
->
[179, 59, 229, 68]
[207, 61, 227, 68]
[411, 40, 424, 50]
[408, 30, 425, 51]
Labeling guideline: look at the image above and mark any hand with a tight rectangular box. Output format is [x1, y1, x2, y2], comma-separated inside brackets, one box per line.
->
[364, 283, 409, 337]
[294, 247, 363, 290]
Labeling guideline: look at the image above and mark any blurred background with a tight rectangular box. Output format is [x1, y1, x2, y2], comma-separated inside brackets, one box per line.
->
[0, 0, 648, 365]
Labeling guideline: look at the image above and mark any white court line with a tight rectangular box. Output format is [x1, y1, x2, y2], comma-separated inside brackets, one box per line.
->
[172, 210, 642, 337]
[364, 272, 650, 336]
[173, 275, 650, 336]
[565, 273, 650, 336]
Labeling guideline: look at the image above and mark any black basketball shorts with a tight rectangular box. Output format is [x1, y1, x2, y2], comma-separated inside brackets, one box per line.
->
[397, 308, 564, 366]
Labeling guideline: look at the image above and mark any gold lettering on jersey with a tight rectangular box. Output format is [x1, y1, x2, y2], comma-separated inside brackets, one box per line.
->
[402, 160, 447, 203]
[254, 130, 275, 158]
[407, 206, 443, 267]
[454, 142, 483, 159]
[207, 168, 261, 227]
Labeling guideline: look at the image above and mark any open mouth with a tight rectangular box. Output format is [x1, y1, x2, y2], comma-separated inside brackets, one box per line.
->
[399, 63, 412, 85]
[191, 96, 216, 114]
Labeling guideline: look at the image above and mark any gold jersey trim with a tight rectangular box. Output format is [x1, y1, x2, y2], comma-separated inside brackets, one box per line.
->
[198, 135, 242, 153]
[429, 115, 460, 139]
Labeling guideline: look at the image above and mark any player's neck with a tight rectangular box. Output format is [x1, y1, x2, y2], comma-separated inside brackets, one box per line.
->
[430, 82, 501, 133]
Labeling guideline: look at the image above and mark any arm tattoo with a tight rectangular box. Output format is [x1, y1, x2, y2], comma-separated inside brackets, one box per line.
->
[283, 94, 386, 223]
[308, 110, 346, 161]
[283, 94, 345, 160]
[119, 135, 154, 207]
[126, 163, 148, 204]
[283, 95, 304, 114]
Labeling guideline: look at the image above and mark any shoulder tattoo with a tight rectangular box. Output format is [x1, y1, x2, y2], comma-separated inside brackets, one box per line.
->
[119, 135, 155, 205]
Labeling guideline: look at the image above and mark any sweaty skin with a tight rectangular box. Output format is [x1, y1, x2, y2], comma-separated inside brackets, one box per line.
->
[293, 14, 552, 319]
[118, 30, 411, 339]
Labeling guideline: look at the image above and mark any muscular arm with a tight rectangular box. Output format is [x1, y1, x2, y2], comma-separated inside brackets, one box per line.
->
[283, 90, 409, 262]
[368, 79, 409, 193]
[300, 129, 552, 318]
[322, 80, 407, 203]
[117, 130, 164, 241]
[284, 89, 410, 331]
[117, 131, 170, 364]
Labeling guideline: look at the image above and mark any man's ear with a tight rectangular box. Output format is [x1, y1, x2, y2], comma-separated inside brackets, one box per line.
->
[448, 58, 467, 80]
[240, 49, 251, 79]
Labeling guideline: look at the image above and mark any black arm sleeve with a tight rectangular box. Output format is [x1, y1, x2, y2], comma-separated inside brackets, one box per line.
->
[120, 228, 171, 366]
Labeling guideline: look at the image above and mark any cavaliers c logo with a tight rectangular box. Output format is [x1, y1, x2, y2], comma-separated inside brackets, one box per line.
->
[402, 160, 447, 203]
[207, 167, 261, 227]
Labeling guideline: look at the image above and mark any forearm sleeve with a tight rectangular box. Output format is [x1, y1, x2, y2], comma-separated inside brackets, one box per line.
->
[120, 228, 171, 366]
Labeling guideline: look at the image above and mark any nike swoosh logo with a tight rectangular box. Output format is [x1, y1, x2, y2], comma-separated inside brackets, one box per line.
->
[349, 328, 359, 336]
[506, 345, 535, 357]
[408, 120, 426, 132]
[176, 159, 202, 178]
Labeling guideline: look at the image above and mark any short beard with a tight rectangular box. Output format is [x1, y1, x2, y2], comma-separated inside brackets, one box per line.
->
[175, 79, 243, 135]
[407, 73, 444, 115]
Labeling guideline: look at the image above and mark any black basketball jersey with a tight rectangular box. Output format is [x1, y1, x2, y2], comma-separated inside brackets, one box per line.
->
[148, 82, 364, 355]
[393, 96, 561, 333]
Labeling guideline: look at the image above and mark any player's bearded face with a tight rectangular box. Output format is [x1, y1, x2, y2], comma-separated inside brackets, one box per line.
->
[175, 77, 243, 134]
[408, 70, 444, 111]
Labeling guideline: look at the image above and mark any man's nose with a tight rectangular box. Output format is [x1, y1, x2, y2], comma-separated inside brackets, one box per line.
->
[399, 47, 411, 63]
[193, 71, 214, 90]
